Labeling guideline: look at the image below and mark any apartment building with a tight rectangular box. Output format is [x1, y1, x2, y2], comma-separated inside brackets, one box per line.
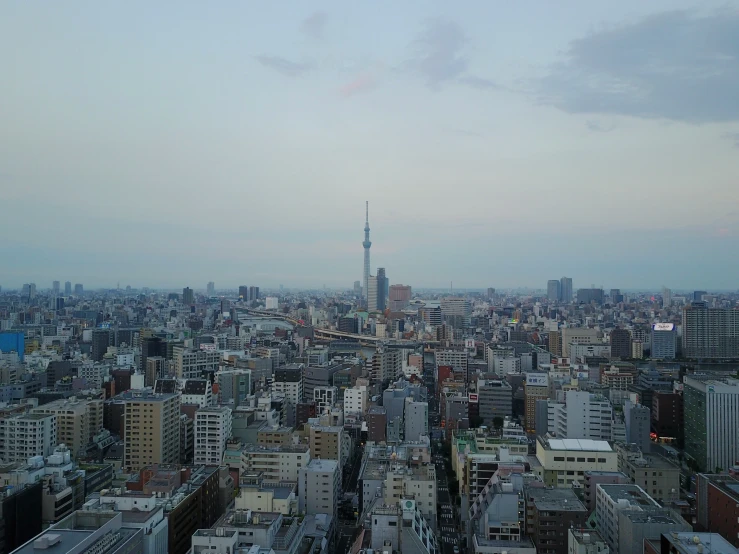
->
[0, 413, 57, 463]
[173, 346, 221, 379]
[32, 396, 103, 459]
[298, 459, 341, 517]
[194, 406, 232, 465]
[119, 390, 181, 471]
[343, 385, 368, 418]
[546, 390, 613, 440]
[308, 425, 343, 464]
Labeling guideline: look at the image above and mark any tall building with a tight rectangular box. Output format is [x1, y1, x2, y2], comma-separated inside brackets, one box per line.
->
[662, 286, 672, 307]
[682, 302, 739, 359]
[684, 375, 739, 472]
[375, 267, 388, 312]
[0, 413, 57, 463]
[362, 201, 372, 307]
[273, 364, 303, 426]
[610, 328, 632, 359]
[694, 290, 707, 301]
[299, 459, 341, 518]
[610, 288, 623, 303]
[91, 329, 112, 362]
[388, 284, 412, 311]
[441, 297, 472, 328]
[623, 400, 651, 453]
[182, 287, 194, 305]
[248, 286, 259, 301]
[560, 277, 573, 303]
[651, 323, 677, 359]
[238, 285, 248, 300]
[32, 396, 103, 459]
[367, 275, 379, 312]
[577, 288, 604, 305]
[206, 281, 215, 296]
[547, 280, 561, 302]
[119, 390, 180, 471]
[52, 280, 60, 294]
[194, 406, 232, 465]
[547, 391, 613, 440]
[64, 281, 72, 295]
[74, 283, 83, 295]
[525, 373, 550, 432]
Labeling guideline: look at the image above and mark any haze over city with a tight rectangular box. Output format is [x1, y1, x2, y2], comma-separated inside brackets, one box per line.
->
[1, 1, 738, 289]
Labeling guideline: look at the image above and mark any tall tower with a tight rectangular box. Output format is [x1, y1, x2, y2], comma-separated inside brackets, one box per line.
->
[363, 201, 372, 306]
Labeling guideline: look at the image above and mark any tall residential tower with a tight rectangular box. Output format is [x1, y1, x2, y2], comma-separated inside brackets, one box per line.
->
[363, 201, 372, 306]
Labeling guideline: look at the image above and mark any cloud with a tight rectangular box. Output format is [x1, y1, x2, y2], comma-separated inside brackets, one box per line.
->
[340, 75, 376, 98]
[255, 55, 311, 77]
[408, 18, 468, 88]
[586, 120, 616, 133]
[458, 76, 499, 90]
[301, 11, 328, 40]
[535, 9, 739, 123]
[723, 132, 739, 147]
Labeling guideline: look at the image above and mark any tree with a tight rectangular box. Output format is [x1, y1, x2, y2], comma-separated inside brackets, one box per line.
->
[493, 416, 504, 430]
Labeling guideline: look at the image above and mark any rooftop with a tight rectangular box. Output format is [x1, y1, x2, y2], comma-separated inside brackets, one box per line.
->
[544, 438, 612, 452]
[117, 390, 178, 402]
[663, 532, 738, 554]
[598, 484, 660, 507]
[304, 459, 339, 472]
[528, 488, 587, 512]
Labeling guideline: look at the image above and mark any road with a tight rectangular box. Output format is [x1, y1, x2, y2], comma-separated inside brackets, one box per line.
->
[426, 362, 460, 554]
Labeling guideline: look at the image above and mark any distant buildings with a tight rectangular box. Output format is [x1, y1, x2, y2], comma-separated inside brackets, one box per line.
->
[388, 284, 412, 311]
[682, 302, 739, 359]
[547, 280, 561, 302]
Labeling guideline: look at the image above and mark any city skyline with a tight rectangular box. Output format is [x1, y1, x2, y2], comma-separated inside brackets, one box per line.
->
[1, 2, 738, 289]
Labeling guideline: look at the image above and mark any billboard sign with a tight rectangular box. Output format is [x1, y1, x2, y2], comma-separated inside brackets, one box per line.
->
[469, 393, 479, 403]
[526, 373, 549, 386]
[200, 343, 216, 351]
[465, 339, 475, 350]
[653, 323, 675, 331]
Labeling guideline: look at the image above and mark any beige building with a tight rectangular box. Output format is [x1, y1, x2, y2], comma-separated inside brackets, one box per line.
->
[308, 425, 343, 464]
[257, 426, 294, 446]
[118, 390, 181, 471]
[561, 328, 600, 358]
[231, 444, 311, 483]
[535, 437, 618, 488]
[524, 373, 549, 432]
[615, 443, 680, 502]
[235, 473, 298, 515]
[32, 396, 103, 459]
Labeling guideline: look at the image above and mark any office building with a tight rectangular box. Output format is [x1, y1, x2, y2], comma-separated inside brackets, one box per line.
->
[32, 396, 103, 459]
[64, 281, 72, 295]
[74, 283, 83, 295]
[651, 391, 683, 440]
[695, 474, 739, 548]
[238, 285, 248, 299]
[0, 413, 57, 463]
[610, 289, 623, 303]
[248, 286, 259, 301]
[404, 398, 428, 440]
[140, 336, 168, 375]
[273, 364, 303, 425]
[547, 280, 561, 301]
[91, 328, 112, 362]
[646, 533, 737, 554]
[217, 369, 252, 408]
[299, 459, 341, 517]
[595, 484, 660, 554]
[367, 275, 379, 312]
[308, 425, 343, 463]
[662, 286, 672, 307]
[477, 379, 513, 424]
[0, 332, 25, 361]
[547, 390, 613, 440]
[652, 323, 677, 359]
[684, 375, 739, 472]
[435, 349, 469, 372]
[376, 267, 388, 312]
[610, 328, 632, 359]
[600, 362, 637, 390]
[577, 288, 604, 305]
[560, 277, 573, 303]
[388, 284, 412, 311]
[194, 406, 232, 465]
[441, 297, 472, 328]
[367, 406, 387, 442]
[560, 327, 600, 358]
[344, 385, 368, 418]
[145, 357, 167, 388]
[313, 386, 338, 414]
[535, 437, 618, 488]
[118, 390, 180, 471]
[619, 508, 690, 554]
[303, 363, 342, 403]
[694, 290, 708, 301]
[370, 348, 402, 384]
[182, 287, 194, 305]
[51, 280, 60, 294]
[173, 346, 221, 379]
[524, 372, 549, 432]
[682, 302, 739, 359]
[583, 471, 630, 512]
[206, 281, 215, 295]
[616, 444, 680, 502]
[623, 400, 651, 453]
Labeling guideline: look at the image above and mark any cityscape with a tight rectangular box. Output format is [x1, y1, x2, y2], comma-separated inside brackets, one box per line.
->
[2, 3, 739, 554]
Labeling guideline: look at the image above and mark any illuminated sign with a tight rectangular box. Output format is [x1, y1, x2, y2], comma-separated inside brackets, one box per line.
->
[526, 373, 549, 386]
[200, 344, 216, 351]
[653, 323, 674, 331]
[469, 393, 479, 403]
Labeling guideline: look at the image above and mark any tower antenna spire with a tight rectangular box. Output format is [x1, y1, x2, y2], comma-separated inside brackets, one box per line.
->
[366, 201, 369, 224]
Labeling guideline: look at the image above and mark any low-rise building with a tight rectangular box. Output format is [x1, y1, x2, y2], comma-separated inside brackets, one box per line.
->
[535, 437, 618, 488]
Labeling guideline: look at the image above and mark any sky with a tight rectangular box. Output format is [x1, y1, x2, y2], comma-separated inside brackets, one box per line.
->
[1, 1, 738, 291]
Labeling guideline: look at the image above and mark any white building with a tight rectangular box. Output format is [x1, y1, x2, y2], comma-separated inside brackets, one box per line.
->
[344, 385, 368, 418]
[194, 406, 232, 465]
[78, 362, 110, 389]
[561, 328, 600, 358]
[265, 297, 279, 310]
[90, 492, 169, 554]
[237, 444, 311, 483]
[594, 484, 660, 554]
[0, 413, 57, 463]
[182, 379, 213, 407]
[547, 390, 613, 440]
[173, 346, 221, 379]
[568, 529, 609, 554]
[313, 386, 338, 415]
[299, 459, 341, 517]
[435, 350, 469, 372]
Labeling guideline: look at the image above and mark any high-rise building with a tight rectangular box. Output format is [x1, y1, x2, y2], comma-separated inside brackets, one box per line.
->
[32, 396, 103, 459]
[693, 290, 707, 301]
[74, 283, 83, 295]
[577, 288, 604, 305]
[682, 302, 739, 359]
[362, 201, 372, 307]
[388, 284, 412, 311]
[119, 390, 181, 471]
[376, 267, 388, 312]
[194, 406, 232, 465]
[610, 288, 623, 303]
[623, 400, 651, 453]
[52, 280, 60, 294]
[238, 285, 248, 300]
[525, 373, 550, 432]
[367, 275, 379, 312]
[91, 329, 112, 362]
[182, 287, 194, 305]
[64, 281, 72, 295]
[547, 280, 561, 301]
[353, 280, 361, 295]
[662, 286, 672, 307]
[0, 413, 57, 463]
[651, 323, 677, 359]
[206, 281, 215, 296]
[560, 277, 573, 303]
[487, 287, 496, 299]
[441, 297, 472, 328]
[299, 459, 341, 518]
[547, 390, 613, 440]
[610, 328, 632, 359]
[248, 286, 259, 301]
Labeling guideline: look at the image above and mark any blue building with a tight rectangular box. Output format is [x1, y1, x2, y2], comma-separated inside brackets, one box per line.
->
[0, 332, 24, 361]
[651, 323, 677, 359]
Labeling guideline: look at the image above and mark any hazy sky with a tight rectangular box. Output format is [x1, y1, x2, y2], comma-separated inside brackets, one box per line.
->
[2, 1, 738, 290]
